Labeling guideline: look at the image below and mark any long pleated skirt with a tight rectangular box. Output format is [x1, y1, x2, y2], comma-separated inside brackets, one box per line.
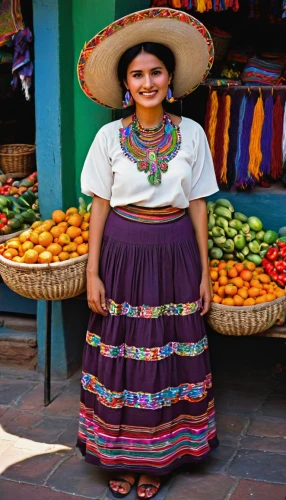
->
[77, 209, 219, 475]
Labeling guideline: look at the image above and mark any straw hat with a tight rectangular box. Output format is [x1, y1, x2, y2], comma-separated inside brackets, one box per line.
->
[78, 8, 214, 109]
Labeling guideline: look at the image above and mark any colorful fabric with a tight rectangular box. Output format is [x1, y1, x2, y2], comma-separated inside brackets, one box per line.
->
[248, 94, 264, 181]
[260, 94, 274, 177]
[235, 93, 255, 189]
[0, 0, 24, 47]
[12, 27, 33, 100]
[82, 371, 212, 410]
[106, 298, 202, 318]
[86, 331, 209, 360]
[241, 57, 283, 86]
[113, 205, 186, 224]
[78, 400, 217, 469]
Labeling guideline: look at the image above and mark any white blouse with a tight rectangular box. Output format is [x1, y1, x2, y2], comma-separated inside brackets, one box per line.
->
[81, 116, 219, 208]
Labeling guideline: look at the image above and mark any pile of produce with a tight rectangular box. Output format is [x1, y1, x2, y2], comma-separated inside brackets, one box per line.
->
[210, 259, 286, 306]
[0, 205, 89, 264]
[208, 198, 278, 266]
[0, 172, 38, 197]
[0, 190, 40, 236]
[262, 238, 286, 288]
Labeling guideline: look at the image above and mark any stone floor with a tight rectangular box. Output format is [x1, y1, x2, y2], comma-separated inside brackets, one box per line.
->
[0, 332, 285, 500]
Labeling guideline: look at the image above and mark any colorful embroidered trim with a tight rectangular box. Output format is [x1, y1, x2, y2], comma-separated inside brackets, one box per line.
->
[77, 8, 214, 108]
[81, 371, 212, 409]
[113, 205, 186, 224]
[86, 331, 208, 361]
[106, 298, 202, 318]
[78, 400, 217, 467]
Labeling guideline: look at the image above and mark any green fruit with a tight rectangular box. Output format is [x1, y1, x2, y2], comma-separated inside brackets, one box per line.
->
[223, 253, 235, 260]
[225, 227, 237, 238]
[1, 225, 12, 235]
[248, 240, 260, 254]
[260, 242, 270, 251]
[260, 249, 268, 258]
[242, 246, 249, 256]
[248, 216, 263, 232]
[235, 251, 245, 262]
[214, 198, 234, 212]
[14, 214, 25, 224]
[214, 206, 232, 221]
[263, 230, 278, 244]
[256, 230, 265, 242]
[222, 239, 235, 253]
[0, 195, 10, 208]
[246, 231, 256, 242]
[210, 247, 223, 260]
[208, 239, 214, 250]
[242, 223, 250, 235]
[213, 236, 227, 248]
[234, 212, 248, 223]
[212, 226, 225, 238]
[207, 201, 216, 212]
[229, 219, 243, 231]
[278, 226, 286, 237]
[247, 254, 262, 266]
[7, 218, 21, 230]
[234, 234, 246, 250]
[208, 213, 216, 231]
[216, 216, 228, 231]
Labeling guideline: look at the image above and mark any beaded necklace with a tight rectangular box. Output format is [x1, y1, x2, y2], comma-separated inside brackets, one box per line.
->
[119, 112, 181, 186]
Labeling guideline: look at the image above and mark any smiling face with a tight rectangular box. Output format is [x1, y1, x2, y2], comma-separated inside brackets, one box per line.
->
[124, 50, 171, 110]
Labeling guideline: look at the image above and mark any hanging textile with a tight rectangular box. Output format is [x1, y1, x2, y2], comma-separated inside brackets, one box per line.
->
[233, 95, 247, 186]
[282, 103, 286, 186]
[248, 94, 264, 180]
[235, 93, 255, 189]
[150, 0, 239, 12]
[260, 94, 274, 177]
[271, 95, 284, 180]
[206, 90, 218, 158]
[213, 93, 226, 181]
[220, 94, 231, 184]
[12, 27, 33, 100]
[226, 91, 244, 188]
[0, 0, 24, 47]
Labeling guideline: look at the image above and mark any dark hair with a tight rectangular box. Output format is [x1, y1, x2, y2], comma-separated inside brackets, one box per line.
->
[117, 42, 176, 94]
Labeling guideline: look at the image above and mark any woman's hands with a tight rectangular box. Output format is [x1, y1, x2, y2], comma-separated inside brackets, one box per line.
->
[200, 271, 213, 316]
[87, 273, 108, 316]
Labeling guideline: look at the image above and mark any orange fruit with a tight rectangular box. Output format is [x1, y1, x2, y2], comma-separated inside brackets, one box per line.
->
[3, 250, 14, 260]
[255, 295, 267, 304]
[244, 297, 256, 306]
[83, 212, 90, 222]
[58, 251, 70, 261]
[229, 277, 244, 288]
[52, 256, 60, 263]
[38, 231, 53, 248]
[57, 221, 68, 232]
[81, 221, 89, 231]
[218, 262, 227, 271]
[264, 293, 276, 302]
[218, 269, 227, 277]
[222, 297, 235, 306]
[17, 245, 24, 257]
[258, 274, 271, 284]
[38, 251, 53, 264]
[233, 294, 244, 306]
[243, 281, 250, 289]
[218, 276, 228, 286]
[42, 219, 56, 231]
[12, 256, 23, 263]
[248, 287, 261, 298]
[238, 288, 248, 300]
[19, 230, 32, 243]
[77, 243, 89, 255]
[213, 294, 222, 304]
[66, 226, 81, 240]
[22, 241, 34, 252]
[225, 284, 237, 296]
[69, 252, 79, 259]
[68, 213, 82, 227]
[81, 230, 89, 242]
[34, 245, 46, 254]
[210, 270, 218, 281]
[4, 248, 18, 258]
[23, 249, 38, 264]
[240, 269, 253, 282]
[29, 232, 39, 245]
[244, 261, 256, 272]
[47, 243, 62, 256]
[66, 207, 78, 216]
[250, 279, 263, 289]
[217, 286, 225, 299]
[210, 259, 220, 268]
[274, 288, 285, 298]
[213, 282, 219, 293]
[63, 242, 77, 253]
[259, 289, 267, 295]
[74, 236, 83, 245]
[52, 210, 66, 224]
[227, 268, 238, 278]
[227, 260, 236, 267]
[7, 240, 21, 249]
[50, 226, 63, 239]
[234, 263, 244, 273]
[58, 233, 70, 246]
[31, 221, 43, 229]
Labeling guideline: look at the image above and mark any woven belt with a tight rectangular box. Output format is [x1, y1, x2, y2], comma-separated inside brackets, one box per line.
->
[113, 205, 186, 224]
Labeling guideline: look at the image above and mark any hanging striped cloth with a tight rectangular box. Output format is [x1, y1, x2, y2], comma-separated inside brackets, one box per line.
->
[271, 95, 284, 180]
[220, 94, 231, 184]
[214, 93, 226, 182]
[226, 90, 244, 188]
[207, 91, 219, 158]
[248, 93, 264, 180]
[260, 92, 274, 177]
[235, 93, 256, 189]
[234, 95, 247, 187]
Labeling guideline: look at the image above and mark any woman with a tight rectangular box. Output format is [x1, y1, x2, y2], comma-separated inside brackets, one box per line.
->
[77, 8, 219, 499]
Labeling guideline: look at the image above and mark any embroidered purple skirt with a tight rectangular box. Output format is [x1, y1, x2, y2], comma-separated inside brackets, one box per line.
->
[77, 209, 219, 475]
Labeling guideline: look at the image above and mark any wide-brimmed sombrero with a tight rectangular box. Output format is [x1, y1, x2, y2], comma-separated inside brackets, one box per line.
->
[77, 8, 214, 109]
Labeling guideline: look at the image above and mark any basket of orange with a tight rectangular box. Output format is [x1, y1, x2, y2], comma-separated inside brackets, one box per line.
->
[0, 207, 89, 300]
[206, 259, 286, 336]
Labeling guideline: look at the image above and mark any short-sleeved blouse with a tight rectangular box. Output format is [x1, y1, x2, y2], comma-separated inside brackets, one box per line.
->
[81, 116, 219, 208]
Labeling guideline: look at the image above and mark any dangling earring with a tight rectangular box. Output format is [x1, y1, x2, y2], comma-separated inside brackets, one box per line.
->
[123, 90, 134, 108]
[166, 86, 175, 103]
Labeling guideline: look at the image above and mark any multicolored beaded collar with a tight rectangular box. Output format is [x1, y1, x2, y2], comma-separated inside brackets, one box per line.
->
[119, 113, 181, 186]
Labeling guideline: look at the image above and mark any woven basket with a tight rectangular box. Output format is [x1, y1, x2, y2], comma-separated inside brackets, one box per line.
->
[206, 296, 286, 336]
[210, 32, 232, 62]
[0, 144, 36, 177]
[0, 253, 88, 300]
[0, 228, 25, 244]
